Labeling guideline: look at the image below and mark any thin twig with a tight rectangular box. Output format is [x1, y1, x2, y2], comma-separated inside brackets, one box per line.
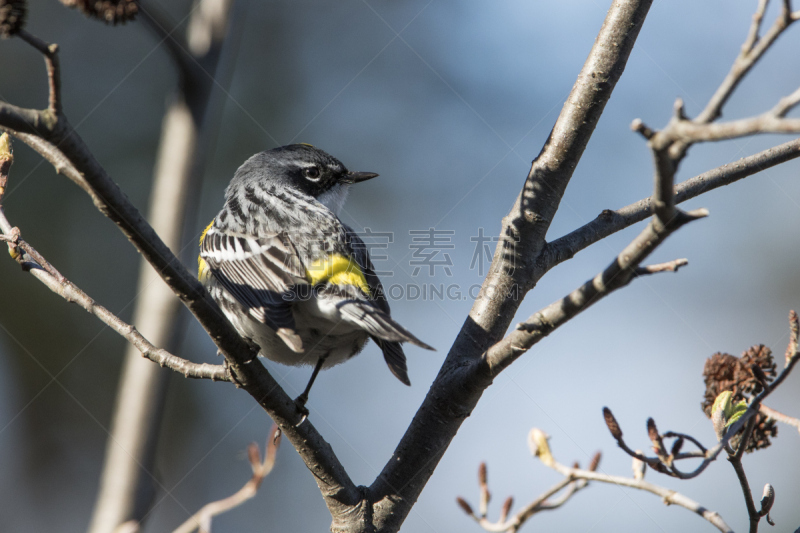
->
[465, 432, 732, 533]
[603, 340, 800, 481]
[547, 463, 733, 533]
[173, 425, 282, 533]
[634, 258, 688, 276]
[698, 0, 794, 124]
[729, 451, 760, 533]
[0, 134, 228, 381]
[742, 0, 770, 53]
[661, 113, 800, 143]
[543, 136, 800, 274]
[759, 404, 800, 434]
[16, 30, 61, 115]
[457, 460, 592, 533]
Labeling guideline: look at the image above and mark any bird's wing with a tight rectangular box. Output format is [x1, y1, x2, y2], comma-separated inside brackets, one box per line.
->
[345, 227, 391, 313]
[342, 227, 434, 386]
[200, 227, 307, 350]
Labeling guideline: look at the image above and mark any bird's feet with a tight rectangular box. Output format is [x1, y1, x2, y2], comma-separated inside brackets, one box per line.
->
[293, 393, 310, 426]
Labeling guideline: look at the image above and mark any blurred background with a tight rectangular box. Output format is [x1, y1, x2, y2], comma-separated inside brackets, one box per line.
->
[1, 0, 800, 531]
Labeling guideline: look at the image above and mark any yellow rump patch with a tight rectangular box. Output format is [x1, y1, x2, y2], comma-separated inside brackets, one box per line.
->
[306, 254, 369, 295]
[197, 220, 214, 281]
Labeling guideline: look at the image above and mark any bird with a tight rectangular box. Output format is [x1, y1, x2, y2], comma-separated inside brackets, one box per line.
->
[198, 144, 433, 412]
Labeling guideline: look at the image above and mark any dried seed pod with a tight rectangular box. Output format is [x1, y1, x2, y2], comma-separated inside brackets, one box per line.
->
[60, 0, 138, 25]
[0, 0, 26, 37]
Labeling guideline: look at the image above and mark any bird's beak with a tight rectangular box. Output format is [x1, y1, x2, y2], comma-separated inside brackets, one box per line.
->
[343, 171, 379, 184]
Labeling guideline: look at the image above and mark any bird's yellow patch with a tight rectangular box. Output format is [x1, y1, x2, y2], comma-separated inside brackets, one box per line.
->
[197, 220, 214, 281]
[306, 254, 369, 295]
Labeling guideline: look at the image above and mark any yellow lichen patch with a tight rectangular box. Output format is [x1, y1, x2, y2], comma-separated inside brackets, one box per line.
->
[306, 253, 369, 295]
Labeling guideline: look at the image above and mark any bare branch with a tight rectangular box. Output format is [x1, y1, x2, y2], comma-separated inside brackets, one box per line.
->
[661, 113, 800, 144]
[0, 24, 359, 517]
[771, 85, 800, 117]
[546, 462, 733, 533]
[634, 258, 688, 276]
[468, 433, 731, 533]
[742, 0, 770, 53]
[457, 459, 591, 533]
[371, 4, 655, 530]
[0, 135, 228, 381]
[486, 209, 705, 374]
[785, 309, 799, 365]
[173, 425, 282, 533]
[543, 137, 800, 273]
[698, 0, 795, 124]
[728, 447, 760, 533]
[16, 30, 61, 115]
[759, 404, 800, 434]
[603, 341, 800, 481]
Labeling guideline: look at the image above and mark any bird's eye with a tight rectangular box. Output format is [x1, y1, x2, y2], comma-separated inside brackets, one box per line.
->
[304, 167, 321, 181]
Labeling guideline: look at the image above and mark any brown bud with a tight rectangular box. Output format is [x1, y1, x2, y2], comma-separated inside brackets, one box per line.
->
[500, 496, 514, 522]
[478, 462, 487, 486]
[456, 497, 474, 516]
[0, 0, 26, 38]
[646, 418, 659, 443]
[588, 451, 601, 472]
[603, 407, 622, 440]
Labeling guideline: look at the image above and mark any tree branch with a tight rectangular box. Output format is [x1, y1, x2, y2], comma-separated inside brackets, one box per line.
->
[698, 0, 795, 124]
[16, 29, 61, 115]
[543, 136, 800, 273]
[547, 463, 732, 533]
[603, 341, 800, 481]
[172, 425, 281, 533]
[0, 135, 227, 381]
[486, 214, 703, 374]
[460, 431, 732, 533]
[759, 404, 800, 434]
[0, 29, 359, 521]
[729, 447, 760, 533]
[369, 3, 654, 531]
[89, 0, 240, 527]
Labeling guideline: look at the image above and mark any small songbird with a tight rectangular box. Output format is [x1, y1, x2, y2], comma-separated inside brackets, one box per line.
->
[198, 144, 433, 411]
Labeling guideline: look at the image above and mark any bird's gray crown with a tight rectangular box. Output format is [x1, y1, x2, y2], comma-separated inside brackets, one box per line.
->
[228, 144, 349, 200]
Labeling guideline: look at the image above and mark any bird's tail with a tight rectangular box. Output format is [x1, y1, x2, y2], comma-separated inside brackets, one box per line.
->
[339, 302, 434, 350]
[372, 338, 411, 386]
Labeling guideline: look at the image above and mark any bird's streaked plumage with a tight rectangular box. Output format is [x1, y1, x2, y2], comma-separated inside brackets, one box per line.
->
[199, 144, 432, 404]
